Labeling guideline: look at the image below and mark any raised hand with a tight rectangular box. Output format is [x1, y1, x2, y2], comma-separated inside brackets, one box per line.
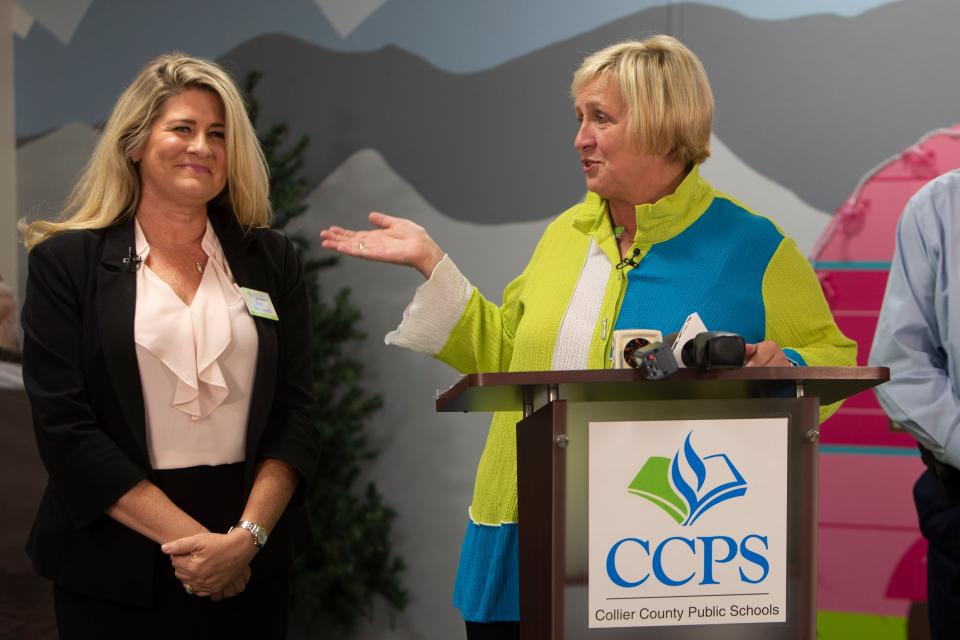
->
[320, 211, 445, 279]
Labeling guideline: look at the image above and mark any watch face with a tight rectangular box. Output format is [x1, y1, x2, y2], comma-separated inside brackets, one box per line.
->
[240, 521, 266, 547]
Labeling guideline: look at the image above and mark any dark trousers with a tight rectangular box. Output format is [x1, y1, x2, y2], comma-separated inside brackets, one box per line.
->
[915, 468, 960, 640]
[54, 567, 289, 640]
[465, 620, 519, 639]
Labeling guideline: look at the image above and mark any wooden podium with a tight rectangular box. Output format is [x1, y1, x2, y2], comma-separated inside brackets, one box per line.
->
[437, 367, 888, 639]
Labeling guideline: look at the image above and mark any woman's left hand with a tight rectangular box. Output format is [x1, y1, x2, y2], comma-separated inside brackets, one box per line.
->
[744, 340, 792, 367]
[210, 564, 252, 602]
[162, 529, 258, 597]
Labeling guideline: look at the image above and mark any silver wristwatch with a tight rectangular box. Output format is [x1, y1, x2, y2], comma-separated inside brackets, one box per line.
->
[229, 520, 268, 548]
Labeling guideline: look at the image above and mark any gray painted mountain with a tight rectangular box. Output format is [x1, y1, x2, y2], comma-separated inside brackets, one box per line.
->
[14, 0, 898, 138]
[287, 149, 549, 638]
[19, 0, 958, 219]
[219, 0, 960, 222]
[15, 122, 99, 299]
[221, 31, 626, 226]
[680, 0, 960, 216]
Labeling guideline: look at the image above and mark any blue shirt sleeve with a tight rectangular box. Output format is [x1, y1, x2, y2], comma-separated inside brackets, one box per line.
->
[869, 177, 960, 468]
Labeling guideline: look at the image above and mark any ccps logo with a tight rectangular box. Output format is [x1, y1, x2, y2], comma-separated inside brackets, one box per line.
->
[627, 432, 748, 526]
[606, 432, 769, 589]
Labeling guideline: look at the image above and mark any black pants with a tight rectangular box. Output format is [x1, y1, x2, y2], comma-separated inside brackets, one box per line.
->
[915, 468, 960, 640]
[465, 620, 519, 639]
[54, 571, 289, 640]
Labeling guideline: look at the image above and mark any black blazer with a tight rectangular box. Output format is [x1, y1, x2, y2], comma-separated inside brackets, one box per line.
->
[21, 206, 321, 605]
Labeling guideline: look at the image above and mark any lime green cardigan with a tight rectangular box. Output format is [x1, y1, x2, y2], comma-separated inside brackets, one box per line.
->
[433, 167, 855, 525]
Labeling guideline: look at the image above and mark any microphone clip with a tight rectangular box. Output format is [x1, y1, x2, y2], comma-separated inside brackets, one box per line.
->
[616, 248, 641, 270]
[122, 246, 143, 273]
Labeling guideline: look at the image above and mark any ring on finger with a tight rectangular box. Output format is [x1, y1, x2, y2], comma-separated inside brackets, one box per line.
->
[184, 584, 195, 596]
[358, 239, 365, 257]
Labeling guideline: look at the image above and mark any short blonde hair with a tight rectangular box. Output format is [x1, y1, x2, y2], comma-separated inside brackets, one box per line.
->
[21, 52, 271, 249]
[572, 35, 714, 166]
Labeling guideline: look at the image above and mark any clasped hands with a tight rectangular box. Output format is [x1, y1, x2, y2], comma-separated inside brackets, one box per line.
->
[161, 528, 258, 601]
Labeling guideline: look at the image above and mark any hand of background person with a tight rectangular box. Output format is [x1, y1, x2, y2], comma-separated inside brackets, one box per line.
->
[744, 340, 792, 367]
[161, 529, 258, 598]
[320, 211, 445, 279]
[0, 278, 19, 352]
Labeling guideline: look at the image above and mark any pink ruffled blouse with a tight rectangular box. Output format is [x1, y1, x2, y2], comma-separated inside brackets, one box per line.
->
[133, 218, 258, 470]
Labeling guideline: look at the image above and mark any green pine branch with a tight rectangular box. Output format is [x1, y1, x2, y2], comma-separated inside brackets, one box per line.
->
[245, 72, 409, 634]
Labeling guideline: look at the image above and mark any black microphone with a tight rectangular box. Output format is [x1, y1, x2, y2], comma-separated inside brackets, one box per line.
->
[122, 246, 143, 273]
[680, 331, 746, 370]
[616, 247, 641, 270]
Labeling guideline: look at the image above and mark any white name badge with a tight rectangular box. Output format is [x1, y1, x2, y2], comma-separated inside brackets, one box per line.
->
[240, 287, 279, 321]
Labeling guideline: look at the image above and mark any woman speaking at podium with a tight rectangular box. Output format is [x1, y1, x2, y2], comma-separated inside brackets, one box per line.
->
[322, 35, 854, 639]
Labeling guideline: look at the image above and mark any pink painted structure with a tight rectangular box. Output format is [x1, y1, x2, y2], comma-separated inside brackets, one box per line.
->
[812, 125, 960, 618]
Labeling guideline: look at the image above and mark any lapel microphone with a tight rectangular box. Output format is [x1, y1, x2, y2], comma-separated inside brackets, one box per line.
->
[122, 246, 143, 273]
[615, 247, 641, 270]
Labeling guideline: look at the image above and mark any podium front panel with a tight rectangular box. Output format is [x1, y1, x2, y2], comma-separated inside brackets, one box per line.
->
[517, 397, 819, 639]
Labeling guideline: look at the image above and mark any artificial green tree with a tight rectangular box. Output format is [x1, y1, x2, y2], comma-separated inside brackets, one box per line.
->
[245, 72, 408, 634]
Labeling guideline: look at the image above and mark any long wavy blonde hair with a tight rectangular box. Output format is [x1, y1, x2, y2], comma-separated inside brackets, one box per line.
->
[21, 52, 271, 249]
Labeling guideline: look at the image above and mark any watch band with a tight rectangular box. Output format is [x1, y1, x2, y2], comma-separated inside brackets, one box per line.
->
[229, 520, 268, 548]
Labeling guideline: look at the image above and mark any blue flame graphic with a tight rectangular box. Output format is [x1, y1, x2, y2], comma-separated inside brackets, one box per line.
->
[668, 432, 748, 526]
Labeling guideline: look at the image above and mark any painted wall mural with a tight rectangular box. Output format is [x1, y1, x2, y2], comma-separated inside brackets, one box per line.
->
[812, 126, 960, 639]
[14, 1, 959, 638]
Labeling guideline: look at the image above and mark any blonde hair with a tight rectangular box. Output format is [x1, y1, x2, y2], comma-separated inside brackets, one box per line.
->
[21, 52, 271, 249]
[571, 35, 714, 166]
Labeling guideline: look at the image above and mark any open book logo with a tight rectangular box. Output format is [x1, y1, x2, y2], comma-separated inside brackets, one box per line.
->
[627, 432, 747, 526]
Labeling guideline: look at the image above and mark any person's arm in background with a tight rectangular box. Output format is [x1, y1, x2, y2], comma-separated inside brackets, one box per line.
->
[0, 277, 22, 391]
[0, 278, 20, 357]
[761, 236, 859, 420]
[23, 239, 207, 540]
[869, 186, 960, 467]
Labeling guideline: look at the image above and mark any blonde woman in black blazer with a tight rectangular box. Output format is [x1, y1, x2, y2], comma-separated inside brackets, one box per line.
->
[20, 54, 320, 639]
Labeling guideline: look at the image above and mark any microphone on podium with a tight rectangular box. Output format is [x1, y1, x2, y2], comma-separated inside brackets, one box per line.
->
[667, 331, 746, 370]
[623, 339, 679, 380]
